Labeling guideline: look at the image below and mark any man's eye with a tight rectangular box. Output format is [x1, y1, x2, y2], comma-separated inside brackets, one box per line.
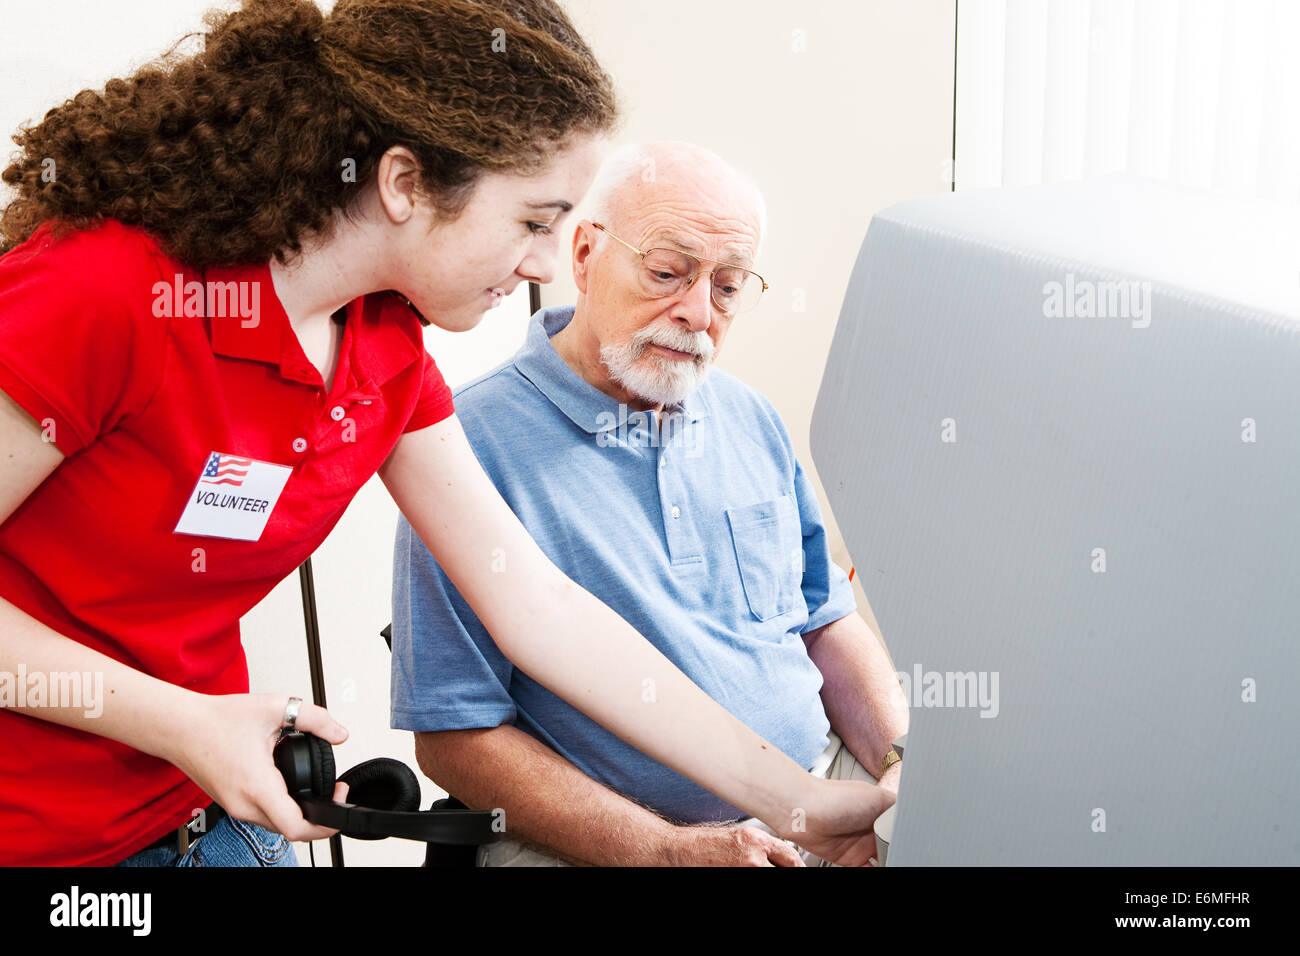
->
[527, 222, 553, 235]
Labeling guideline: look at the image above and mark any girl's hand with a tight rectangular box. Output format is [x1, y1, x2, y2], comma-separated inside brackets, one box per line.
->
[788, 777, 896, 867]
[164, 692, 351, 842]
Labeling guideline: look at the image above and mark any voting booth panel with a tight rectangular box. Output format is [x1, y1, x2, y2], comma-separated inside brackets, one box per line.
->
[811, 176, 1300, 865]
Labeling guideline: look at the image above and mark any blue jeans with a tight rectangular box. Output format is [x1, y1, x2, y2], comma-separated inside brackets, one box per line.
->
[114, 815, 298, 867]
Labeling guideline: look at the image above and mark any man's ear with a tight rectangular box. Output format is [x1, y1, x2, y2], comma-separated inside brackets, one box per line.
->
[572, 221, 595, 295]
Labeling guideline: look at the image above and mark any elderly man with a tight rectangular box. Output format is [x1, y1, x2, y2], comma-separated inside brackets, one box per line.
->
[390, 141, 908, 866]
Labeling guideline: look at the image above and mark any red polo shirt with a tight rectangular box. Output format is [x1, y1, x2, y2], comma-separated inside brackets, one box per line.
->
[0, 218, 455, 865]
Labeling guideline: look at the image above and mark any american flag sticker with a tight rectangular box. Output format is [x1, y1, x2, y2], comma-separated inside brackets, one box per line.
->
[174, 450, 293, 541]
[200, 452, 253, 487]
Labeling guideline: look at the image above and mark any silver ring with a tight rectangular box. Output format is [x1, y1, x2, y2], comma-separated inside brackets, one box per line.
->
[282, 696, 303, 730]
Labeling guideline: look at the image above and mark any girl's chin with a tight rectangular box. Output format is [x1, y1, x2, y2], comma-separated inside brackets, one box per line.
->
[442, 312, 487, 333]
[417, 299, 489, 334]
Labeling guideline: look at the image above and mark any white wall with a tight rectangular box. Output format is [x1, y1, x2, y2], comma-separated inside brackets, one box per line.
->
[954, 0, 1300, 203]
[2, 0, 954, 866]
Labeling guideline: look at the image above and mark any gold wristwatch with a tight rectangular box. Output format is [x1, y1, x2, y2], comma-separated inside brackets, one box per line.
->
[879, 747, 901, 776]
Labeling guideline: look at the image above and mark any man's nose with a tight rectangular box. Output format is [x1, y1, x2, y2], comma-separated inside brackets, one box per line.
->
[673, 273, 715, 333]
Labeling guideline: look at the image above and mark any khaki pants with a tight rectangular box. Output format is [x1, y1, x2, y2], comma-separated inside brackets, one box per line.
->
[476, 731, 878, 867]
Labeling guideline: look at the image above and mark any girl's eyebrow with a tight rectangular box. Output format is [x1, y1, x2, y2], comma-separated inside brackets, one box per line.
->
[524, 200, 574, 213]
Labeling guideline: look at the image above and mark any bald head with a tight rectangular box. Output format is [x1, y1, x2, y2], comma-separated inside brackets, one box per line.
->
[584, 141, 766, 263]
[555, 141, 767, 413]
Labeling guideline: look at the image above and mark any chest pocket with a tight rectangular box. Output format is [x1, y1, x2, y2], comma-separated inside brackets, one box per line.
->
[725, 495, 803, 622]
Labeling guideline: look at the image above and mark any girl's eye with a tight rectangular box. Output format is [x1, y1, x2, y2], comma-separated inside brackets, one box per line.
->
[527, 221, 553, 235]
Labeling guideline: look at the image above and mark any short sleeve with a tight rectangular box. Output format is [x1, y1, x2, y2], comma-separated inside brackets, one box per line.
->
[0, 222, 167, 458]
[794, 455, 859, 633]
[389, 513, 518, 731]
[401, 347, 456, 433]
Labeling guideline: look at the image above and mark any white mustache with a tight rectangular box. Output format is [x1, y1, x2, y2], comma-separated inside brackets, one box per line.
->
[631, 325, 714, 361]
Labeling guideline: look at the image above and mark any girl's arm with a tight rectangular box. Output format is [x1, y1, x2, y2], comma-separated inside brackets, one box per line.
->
[380, 413, 894, 865]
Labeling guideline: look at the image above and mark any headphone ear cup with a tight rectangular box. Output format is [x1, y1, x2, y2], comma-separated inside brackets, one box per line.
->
[306, 733, 336, 799]
[338, 758, 421, 814]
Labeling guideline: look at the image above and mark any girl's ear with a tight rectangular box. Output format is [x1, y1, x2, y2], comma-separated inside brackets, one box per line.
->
[374, 146, 424, 225]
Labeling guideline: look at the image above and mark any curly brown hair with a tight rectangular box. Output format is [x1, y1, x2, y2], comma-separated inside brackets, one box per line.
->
[0, 0, 620, 268]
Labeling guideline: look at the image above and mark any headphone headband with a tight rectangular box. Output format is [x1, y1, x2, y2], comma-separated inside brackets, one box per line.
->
[297, 796, 499, 844]
[274, 732, 502, 847]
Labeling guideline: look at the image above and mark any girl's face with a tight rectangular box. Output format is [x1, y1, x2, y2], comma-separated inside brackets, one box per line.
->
[386, 133, 608, 332]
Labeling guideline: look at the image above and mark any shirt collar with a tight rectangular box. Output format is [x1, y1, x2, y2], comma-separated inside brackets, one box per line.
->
[203, 261, 285, 367]
[350, 291, 426, 388]
[512, 304, 711, 435]
[202, 262, 421, 399]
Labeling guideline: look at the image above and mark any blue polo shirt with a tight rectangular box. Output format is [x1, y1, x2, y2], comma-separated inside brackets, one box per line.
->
[390, 305, 858, 824]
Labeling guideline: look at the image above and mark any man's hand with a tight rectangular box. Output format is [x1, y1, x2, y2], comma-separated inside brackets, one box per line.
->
[663, 824, 806, 866]
[803, 612, 909, 802]
[877, 758, 902, 794]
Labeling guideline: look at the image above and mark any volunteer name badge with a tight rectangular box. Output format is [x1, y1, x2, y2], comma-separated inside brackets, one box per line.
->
[174, 451, 293, 541]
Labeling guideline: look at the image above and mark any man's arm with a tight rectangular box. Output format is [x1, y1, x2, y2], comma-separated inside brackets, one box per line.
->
[383, 415, 891, 866]
[414, 724, 805, 866]
[802, 611, 909, 792]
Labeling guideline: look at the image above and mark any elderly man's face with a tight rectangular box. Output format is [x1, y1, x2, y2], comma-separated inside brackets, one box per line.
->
[571, 178, 762, 410]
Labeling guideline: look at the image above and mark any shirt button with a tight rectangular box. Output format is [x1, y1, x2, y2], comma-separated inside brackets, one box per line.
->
[292, 437, 307, 453]
[670, 505, 680, 519]
[330, 406, 345, 421]
[660, 456, 667, 468]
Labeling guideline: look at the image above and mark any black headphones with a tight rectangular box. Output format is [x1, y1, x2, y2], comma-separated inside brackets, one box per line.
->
[273, 731, 501, 845]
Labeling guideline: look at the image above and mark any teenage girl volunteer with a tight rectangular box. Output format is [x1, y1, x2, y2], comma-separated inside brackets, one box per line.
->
[0, 0, 893, 866]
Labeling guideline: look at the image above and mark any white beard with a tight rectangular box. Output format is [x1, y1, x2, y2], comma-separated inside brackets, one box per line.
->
[599, 323, 715, 407]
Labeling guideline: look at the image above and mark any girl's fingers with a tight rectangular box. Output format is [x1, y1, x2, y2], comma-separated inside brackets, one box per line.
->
[261, 788, 340, 844]
[285, 701, 348, 745]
